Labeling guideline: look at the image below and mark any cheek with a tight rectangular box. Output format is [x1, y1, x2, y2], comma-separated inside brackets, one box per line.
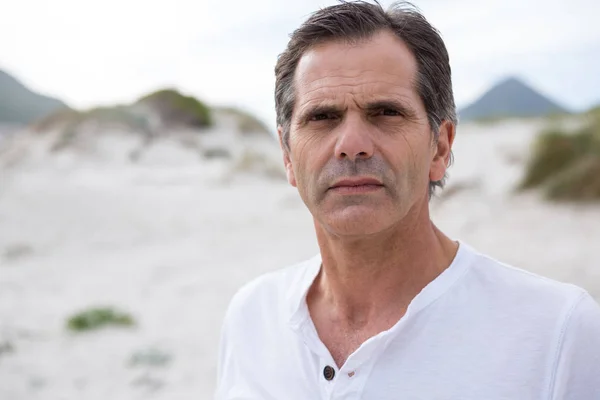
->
[288, 145, 315, 194]
[291, 135, 331, 179]
[384, 136, 432, 186]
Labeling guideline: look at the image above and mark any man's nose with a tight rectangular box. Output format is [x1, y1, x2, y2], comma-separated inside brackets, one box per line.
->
[334, 116, 374, 162]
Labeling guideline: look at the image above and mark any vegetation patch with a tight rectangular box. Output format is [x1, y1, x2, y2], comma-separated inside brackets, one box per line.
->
[66, 306, 135, 332]
[0, 340, 15, 357]
[128, 347, 172, 368]
[519, 109, 600, 201]
[137, 89, 212, 128]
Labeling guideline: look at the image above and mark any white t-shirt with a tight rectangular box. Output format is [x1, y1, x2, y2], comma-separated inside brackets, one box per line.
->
[215, 241, 600, 399]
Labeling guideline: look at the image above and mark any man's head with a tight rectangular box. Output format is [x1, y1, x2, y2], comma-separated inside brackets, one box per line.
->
[275, 1, 456, 237]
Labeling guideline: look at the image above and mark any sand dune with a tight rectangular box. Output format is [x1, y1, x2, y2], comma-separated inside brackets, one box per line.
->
[0, 119, 599, 399]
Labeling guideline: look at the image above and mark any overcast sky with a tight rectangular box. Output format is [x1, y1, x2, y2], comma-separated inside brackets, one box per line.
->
[1, 0, 599, 129]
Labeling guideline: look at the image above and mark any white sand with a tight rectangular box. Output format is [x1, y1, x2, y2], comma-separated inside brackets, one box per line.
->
[1, 119, 599, 399]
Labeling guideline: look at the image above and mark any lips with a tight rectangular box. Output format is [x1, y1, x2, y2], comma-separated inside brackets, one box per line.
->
[330, 177, 384, 189]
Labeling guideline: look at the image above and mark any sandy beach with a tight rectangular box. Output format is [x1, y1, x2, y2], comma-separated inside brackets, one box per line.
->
[1, 119, 599, 399]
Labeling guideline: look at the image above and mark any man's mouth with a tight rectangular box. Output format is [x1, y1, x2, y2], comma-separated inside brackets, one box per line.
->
[329, 177, 384, 194]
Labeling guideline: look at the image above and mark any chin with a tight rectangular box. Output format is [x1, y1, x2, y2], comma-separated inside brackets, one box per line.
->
[320, 205, 396, 237]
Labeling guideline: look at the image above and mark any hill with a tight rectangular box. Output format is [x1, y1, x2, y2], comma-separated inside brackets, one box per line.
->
[459, 77, 568, 121]
[0, 69, 69, 125]
[0, 87, 279, 178]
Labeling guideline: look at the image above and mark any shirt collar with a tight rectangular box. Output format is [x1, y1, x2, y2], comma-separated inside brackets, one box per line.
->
[287, 253, 322, 329]
[286, 240, 475, 329]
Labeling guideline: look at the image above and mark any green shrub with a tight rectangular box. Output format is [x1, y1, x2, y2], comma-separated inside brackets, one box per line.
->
[128, 347, 172, 368]
[519, 111, 600, 201]
[544, 156, 600, 201]
[585, 104, 600, 122]
[137, 89, 212, 128]
[67, 306, 135, 332]
[519, 129, 594, 189]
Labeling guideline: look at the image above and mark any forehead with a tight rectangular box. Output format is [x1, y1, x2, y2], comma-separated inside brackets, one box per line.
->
[293, 30, 420, 107]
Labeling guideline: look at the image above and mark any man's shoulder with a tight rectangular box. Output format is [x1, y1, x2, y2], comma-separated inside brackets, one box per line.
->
[464, 243, 590, 310]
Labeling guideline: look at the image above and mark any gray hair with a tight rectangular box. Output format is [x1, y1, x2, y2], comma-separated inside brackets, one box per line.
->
[274, 1, 457, 198]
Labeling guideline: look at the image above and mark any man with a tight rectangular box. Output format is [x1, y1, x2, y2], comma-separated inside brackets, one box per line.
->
[215, 2, 600, 399]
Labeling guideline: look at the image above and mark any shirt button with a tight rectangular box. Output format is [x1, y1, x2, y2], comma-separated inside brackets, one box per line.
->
[323, 365, 335, 381]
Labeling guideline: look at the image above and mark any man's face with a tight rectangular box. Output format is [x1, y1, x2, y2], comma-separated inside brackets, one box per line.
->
[279, 30, 452, 237]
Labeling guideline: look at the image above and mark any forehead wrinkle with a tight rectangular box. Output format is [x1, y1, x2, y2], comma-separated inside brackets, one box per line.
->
[295, 72, 415, 105]
[301, 80, 407, 99]
[298, 76, 413, 99]
[298, 70, 409, 94]
[297, 84, 417, 111]
[300, 67, 406, 82]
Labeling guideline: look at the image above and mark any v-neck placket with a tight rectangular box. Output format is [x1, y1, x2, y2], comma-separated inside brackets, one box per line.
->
[288, 241, 474, 399]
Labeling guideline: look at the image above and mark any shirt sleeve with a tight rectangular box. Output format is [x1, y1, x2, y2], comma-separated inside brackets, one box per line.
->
[550, 291, 600, 400]
[214, 301, 237, 400]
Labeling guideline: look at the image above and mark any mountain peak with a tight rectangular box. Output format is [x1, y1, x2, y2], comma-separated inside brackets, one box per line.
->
[0, 69, 69, 125]
[459, 76, 568, 121]
[497, 76, 525, 85]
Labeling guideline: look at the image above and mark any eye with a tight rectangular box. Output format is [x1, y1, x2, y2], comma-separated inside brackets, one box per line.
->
[310, 114, 329, 121]
[309, 113, 334, 122]
[380, 109, 401, 116]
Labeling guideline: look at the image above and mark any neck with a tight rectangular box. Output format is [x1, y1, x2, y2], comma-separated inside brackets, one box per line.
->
[310, 201, 458, 329]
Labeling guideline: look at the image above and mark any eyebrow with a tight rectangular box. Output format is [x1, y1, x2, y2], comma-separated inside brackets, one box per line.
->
[363, 100, 418, 120]
[297, 105, 343, 124]
[296, 99, 418, 124]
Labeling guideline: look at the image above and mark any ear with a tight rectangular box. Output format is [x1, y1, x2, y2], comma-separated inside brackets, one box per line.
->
[277, 126, 297, 187]
[429, 120, 456, 182]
